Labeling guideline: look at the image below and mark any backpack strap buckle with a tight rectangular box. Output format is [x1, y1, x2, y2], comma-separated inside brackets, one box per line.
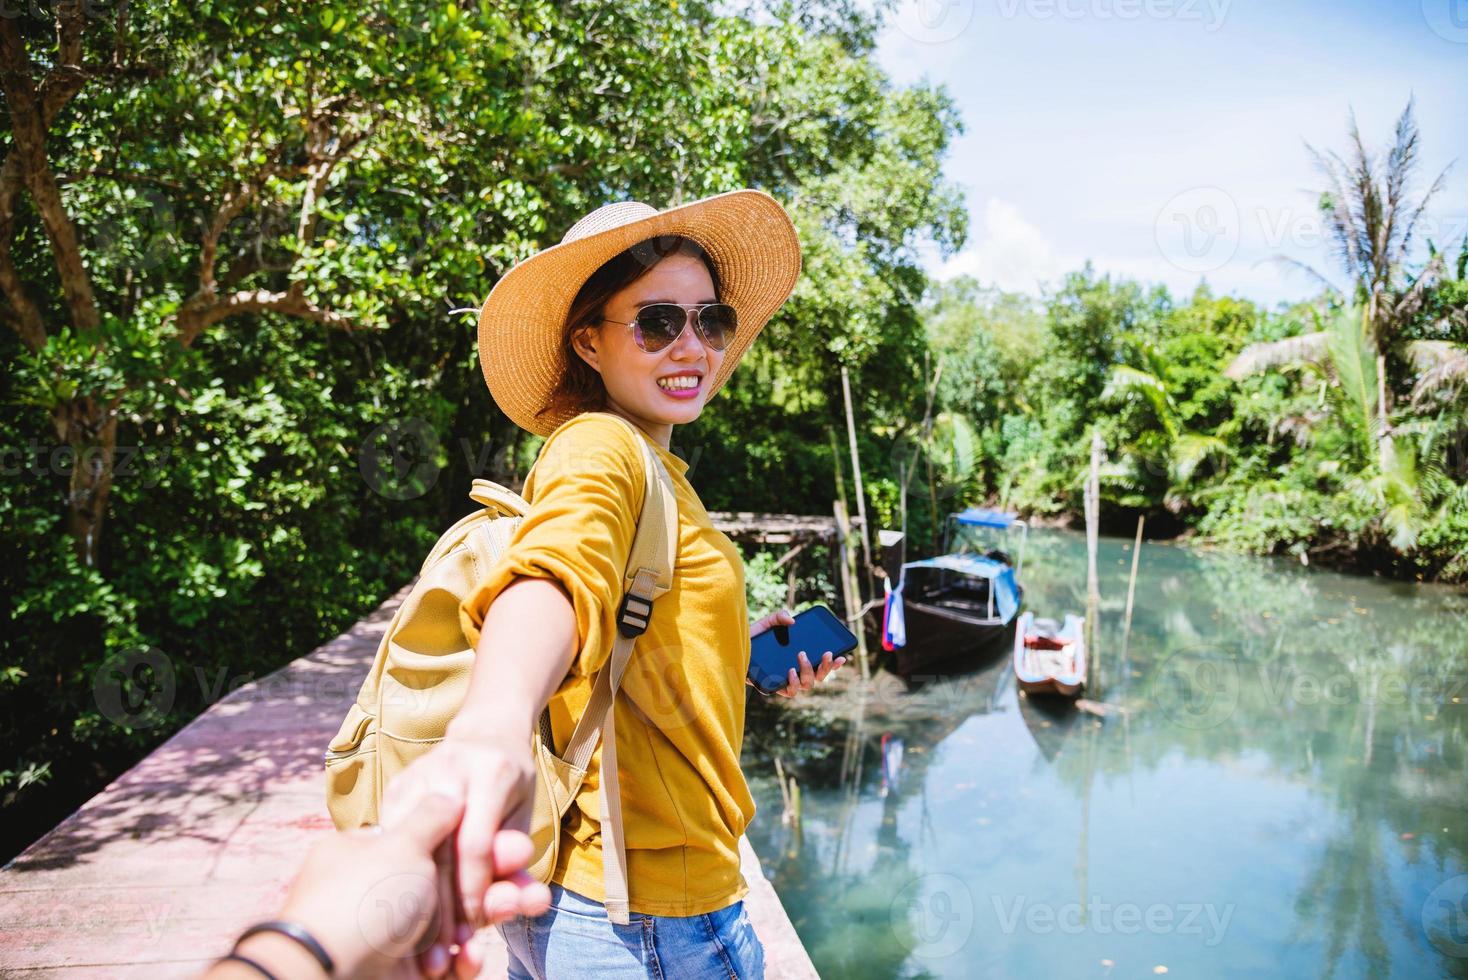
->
[616, 568, 659, 638]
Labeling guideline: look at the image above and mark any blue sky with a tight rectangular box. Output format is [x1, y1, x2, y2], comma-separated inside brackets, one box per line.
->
[873, 0, 1468, 308]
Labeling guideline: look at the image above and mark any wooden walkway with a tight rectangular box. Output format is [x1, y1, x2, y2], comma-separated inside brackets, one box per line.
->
[0, 587, 818, 978]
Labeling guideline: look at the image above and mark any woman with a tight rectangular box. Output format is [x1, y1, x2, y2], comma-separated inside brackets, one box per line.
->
[383, 190, 846, 980]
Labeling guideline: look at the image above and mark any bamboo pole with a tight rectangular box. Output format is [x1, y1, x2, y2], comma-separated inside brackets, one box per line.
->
[840, 365, 873, 587]
[1120, 515, 1144, 667]
[1084, 430, 1103, 694]
[833, 497, 871, 680]
[827, 426, 847, 508]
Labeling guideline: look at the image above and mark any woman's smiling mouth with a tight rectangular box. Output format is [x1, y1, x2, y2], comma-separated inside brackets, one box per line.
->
[656, 373, 703, 398]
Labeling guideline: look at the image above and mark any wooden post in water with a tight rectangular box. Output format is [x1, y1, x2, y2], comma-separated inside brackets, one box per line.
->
[1121, 515, 1144, 672]
[841, 365, 873, 589]
[834, 498, 871, 680]
[1084, 430, 1103, 695]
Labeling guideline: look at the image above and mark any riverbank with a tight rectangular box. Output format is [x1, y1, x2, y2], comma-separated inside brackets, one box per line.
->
[0, 586, 818, 977]
[1005, 504, 1464, 587]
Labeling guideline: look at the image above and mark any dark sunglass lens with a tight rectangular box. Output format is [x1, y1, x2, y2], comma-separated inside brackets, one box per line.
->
[634, 304, 684, 351]
[697, 304, 738, 350]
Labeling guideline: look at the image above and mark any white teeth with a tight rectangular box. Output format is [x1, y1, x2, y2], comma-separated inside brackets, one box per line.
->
[657, 376, 700, 390]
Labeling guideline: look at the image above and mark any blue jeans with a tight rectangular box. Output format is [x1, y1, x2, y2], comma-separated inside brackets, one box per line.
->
[495, 881, 766, 979]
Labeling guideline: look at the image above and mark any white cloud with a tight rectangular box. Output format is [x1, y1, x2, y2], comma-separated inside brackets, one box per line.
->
[937, 198, 1069, 293]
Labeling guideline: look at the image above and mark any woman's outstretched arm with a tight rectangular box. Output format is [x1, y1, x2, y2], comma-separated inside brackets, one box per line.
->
[377, 574, 576, 978]
[382, 415, 646, 976]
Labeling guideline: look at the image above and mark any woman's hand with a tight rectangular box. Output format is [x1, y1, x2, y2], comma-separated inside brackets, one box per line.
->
[748, 608, 848, 698]
[380, 724, 552, 976]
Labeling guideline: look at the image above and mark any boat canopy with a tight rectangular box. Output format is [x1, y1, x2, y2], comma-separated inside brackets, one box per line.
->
[953, 507, 1019, 529]
[897, 553, 1021, 624]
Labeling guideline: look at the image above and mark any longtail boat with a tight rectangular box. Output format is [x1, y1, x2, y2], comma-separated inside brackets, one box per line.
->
[878, 507, 1026, 675]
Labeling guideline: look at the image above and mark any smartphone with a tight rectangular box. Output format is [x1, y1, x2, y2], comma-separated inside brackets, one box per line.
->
[747, 604, 858, 696]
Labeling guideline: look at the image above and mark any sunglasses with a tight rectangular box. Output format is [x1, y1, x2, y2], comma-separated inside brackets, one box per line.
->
[602, 302, 739, 353]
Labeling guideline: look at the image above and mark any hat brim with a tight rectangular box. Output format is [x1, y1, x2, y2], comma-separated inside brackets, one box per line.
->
[477, 189, 802, 436]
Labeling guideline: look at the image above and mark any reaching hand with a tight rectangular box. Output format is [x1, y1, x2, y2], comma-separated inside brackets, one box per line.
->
[379, 726, 552, 976]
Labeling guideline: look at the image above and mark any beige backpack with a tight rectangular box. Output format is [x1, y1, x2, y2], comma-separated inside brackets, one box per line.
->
[324, 411, 678, 924]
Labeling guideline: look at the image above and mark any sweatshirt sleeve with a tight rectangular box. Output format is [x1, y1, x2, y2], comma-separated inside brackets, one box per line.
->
[459, 414, 647, 690]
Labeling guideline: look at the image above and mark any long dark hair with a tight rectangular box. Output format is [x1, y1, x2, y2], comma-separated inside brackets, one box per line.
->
[536, 234, 723, 426]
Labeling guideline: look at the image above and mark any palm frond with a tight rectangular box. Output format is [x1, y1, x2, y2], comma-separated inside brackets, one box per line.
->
[1171, 433, 1232, 485]
[1224, 331, 1331, 379]
[1102, 364, 1178, 441]
[1405, 340, 1468, 407]
[1326, 305, 1381, 459]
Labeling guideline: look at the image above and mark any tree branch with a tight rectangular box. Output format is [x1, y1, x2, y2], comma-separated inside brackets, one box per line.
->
[0, 7, 101, 350]
[0, 15, 100, 335]
[194, 157, 291, 302]
[174, 287, 358, 346]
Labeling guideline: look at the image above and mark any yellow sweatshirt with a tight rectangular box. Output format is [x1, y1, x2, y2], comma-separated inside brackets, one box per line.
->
[458, 412, 757, 916]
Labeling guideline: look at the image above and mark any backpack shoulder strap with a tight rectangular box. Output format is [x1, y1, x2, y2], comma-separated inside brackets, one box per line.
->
[557, 415, 677, 760]
[549, 412, 679, 925]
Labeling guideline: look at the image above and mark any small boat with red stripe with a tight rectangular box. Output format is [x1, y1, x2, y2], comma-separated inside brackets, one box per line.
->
[1012, 610, 1086, 698]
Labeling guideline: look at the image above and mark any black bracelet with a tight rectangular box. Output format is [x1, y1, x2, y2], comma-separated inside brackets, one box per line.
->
[233, 920, 336, 975]
[216, 951, 280, 979]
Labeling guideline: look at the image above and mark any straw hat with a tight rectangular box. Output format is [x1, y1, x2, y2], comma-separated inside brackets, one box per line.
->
[476, 188, 801, 436]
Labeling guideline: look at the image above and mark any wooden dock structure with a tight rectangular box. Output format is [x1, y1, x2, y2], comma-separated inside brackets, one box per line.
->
[0, 587, 819, 978]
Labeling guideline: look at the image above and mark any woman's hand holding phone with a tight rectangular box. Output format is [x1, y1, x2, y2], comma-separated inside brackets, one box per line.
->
[748, 608, 849, 697]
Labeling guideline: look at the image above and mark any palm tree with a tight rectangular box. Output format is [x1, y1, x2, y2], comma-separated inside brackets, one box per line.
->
[1227, 98, 1458, 469]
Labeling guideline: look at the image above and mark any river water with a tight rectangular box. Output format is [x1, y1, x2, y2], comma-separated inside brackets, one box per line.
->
[741, 528, 1468, 979]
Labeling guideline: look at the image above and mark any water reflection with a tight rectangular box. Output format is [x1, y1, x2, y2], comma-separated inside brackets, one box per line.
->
[742, 529, 1468, 979]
